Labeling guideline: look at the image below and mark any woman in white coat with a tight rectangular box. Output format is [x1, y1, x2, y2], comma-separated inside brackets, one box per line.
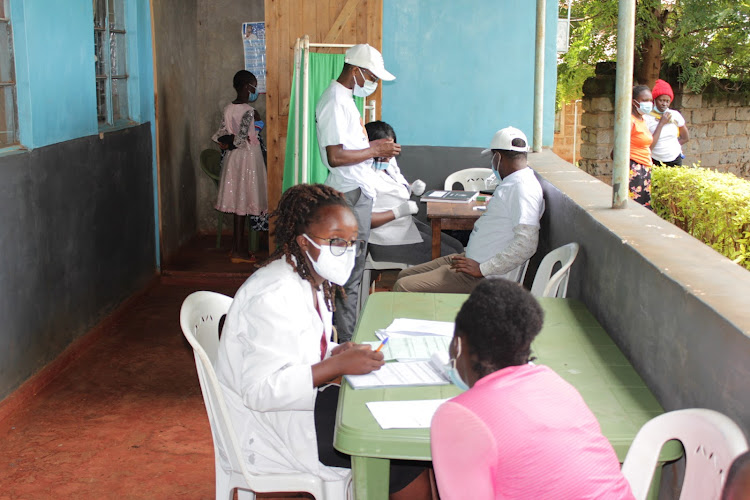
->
[365, 121, 464, 265]
[216, 183, 431, 499]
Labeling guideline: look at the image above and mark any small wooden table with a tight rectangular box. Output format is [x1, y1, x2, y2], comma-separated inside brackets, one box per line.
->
[426, 195, 487, 259]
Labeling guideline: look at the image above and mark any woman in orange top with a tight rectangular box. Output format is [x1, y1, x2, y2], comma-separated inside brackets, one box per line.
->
[630, 85, 654, 208]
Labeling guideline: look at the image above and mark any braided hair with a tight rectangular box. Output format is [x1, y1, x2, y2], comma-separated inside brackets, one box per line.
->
[262, 184, 351, 312]
[455, 279, 544, 378]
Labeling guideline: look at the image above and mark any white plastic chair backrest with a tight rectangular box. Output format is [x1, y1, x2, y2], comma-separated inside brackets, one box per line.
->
[179, 292, 248, 479]
[530, 242, 579, 298]
[444, 168, 493, 191]
[621, 408, 749, 500]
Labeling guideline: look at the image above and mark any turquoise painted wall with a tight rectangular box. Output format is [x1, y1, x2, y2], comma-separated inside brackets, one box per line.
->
[10, 0, 154, 150]
[382, 0, 558, 148]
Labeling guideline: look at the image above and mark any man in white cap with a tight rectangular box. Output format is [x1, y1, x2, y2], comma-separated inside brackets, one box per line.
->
[315, 43, 403, 341]
[393, 126, 545, 293]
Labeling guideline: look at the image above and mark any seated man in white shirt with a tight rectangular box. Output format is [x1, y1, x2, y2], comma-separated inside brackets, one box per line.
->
[393, 126, 544, 293]
[365, 120, 465, 265]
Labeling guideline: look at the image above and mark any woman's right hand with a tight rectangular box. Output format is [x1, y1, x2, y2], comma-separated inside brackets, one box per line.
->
[313, 344, 384, 386]
[334, 344, 385, 375]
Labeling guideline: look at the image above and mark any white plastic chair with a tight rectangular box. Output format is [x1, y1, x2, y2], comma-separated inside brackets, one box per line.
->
[621, 408, 749, 500]
[357, 253, 408, 313]
[530, 242, 579, 298]
[180, 291, 351, 500]
[444, 167, 494, 191]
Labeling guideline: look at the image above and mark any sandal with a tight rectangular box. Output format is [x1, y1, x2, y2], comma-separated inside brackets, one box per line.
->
[230, 254, 257, 264]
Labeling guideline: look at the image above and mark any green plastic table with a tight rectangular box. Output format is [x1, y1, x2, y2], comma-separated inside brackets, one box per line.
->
[334, 292, 682, 499]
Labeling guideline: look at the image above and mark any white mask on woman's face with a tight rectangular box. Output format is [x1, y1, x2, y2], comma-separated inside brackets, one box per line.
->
[303, 234, 356, 286]
[353, 68, 378, 97]
[447, 337, 470, 391]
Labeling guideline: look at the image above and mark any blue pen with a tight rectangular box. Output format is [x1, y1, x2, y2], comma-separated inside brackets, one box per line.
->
[375, 337, 389, 353]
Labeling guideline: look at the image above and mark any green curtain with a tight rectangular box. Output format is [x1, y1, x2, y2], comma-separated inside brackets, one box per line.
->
[282, 52, 364, 192]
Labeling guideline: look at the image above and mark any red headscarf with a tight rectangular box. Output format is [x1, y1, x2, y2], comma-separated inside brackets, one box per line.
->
[652, 79, 674, 101]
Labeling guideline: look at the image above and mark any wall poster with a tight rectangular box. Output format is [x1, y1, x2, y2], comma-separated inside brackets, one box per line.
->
[242, 22, 266, 93]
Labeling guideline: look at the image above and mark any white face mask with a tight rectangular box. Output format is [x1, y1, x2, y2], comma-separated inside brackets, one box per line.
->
[353, 68, 378, 97]
[303, 234, 356, 286]
[638, 101, 653, 115]
[447, 337, 470, 391]
[490, 152, 501, 180]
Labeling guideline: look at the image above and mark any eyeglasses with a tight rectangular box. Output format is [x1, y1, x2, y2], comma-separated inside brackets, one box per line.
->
[360, 68, 379, 83]
[308, 235, 366, 257]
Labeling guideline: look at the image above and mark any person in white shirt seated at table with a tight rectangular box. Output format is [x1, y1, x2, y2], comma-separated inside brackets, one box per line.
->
[215, 183, 432, 499]
[393, 126, 544, 293]
[365, 120, 465, 265]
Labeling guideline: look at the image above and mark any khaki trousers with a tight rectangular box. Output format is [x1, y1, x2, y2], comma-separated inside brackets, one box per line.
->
[392, 253, 482, 294]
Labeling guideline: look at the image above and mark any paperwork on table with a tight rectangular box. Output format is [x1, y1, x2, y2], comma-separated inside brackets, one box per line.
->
[345, 352, 451, 389]
[363, 336, 452, 362]
[366, 399, 449, 429]
[377, 318, 455, 338]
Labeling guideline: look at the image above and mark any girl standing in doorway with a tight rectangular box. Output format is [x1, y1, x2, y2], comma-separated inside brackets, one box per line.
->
[212, 70, 268, 263]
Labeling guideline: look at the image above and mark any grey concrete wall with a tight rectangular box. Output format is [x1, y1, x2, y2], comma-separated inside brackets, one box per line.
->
[152, 0, 266, 253]
[195, 0, 266, 234]
[152, 0, 200, 260]
[531, 151, 750, 437]
[0, 125, 156, 400]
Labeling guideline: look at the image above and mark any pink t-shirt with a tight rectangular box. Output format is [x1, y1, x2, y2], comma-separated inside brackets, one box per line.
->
[430, 364, 634, 499]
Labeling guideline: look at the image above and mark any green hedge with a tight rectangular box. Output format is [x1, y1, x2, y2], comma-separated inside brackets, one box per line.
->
[652, 166, 750, 270]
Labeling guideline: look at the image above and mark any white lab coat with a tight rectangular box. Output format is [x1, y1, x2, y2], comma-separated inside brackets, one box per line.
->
[369, 158, 423, 246]
[215, 257, 348, 481]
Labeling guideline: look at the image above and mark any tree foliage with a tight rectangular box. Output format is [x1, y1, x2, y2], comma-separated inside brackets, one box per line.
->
[557, 0, 750, 107]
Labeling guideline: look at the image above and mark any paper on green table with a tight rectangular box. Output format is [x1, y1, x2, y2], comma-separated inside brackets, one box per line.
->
[363, 336, 452, 362]
[366, 399, 450, 429]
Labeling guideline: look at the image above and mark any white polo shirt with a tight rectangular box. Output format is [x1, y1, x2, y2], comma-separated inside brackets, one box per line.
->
[465, 166, 544, 264]
[644, 110, 686, 162]
[369, 158, 422, 246]
[316, 80, 379, 199]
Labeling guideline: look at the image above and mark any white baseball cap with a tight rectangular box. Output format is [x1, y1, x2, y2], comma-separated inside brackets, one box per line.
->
[482, 127, 529, 154]
[344, 44, 395, 81]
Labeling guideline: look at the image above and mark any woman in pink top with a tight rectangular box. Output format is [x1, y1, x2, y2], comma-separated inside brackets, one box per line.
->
[430, 279, 634, 499]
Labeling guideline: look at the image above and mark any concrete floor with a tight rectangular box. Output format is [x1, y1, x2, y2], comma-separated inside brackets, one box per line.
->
[0, 235, 397, 499]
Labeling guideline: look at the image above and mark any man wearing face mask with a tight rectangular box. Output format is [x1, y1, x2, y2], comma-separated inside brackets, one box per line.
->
[315, 43, 400, 341]
[393, 127, 544, 293]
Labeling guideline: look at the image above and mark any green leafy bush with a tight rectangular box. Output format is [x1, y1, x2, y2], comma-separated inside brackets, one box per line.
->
[652, 166, 750, 270]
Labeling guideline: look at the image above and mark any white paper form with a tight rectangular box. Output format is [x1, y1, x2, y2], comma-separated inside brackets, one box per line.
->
[345, 360, 450, 389]
[383, 318, 455, 337]
[366, 399, 449, 429]
[363, 336, 452, 361]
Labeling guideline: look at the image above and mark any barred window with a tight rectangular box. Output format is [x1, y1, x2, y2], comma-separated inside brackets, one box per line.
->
[0, 0, 18, 147]
[94, 0, 128, 126]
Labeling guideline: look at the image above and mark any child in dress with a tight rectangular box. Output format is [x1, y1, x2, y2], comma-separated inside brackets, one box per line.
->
[212, 70, 268, 263]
